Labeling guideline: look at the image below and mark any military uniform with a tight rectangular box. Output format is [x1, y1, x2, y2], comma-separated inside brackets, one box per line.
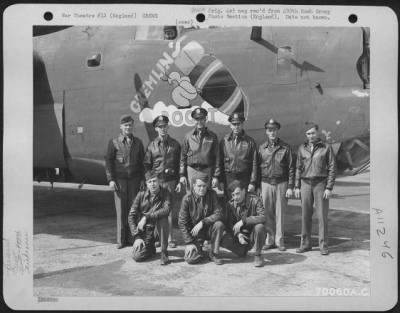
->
[105, 115, 145, 248]
[180, 108, 220, 189]
[144, 115, 181, 247]
[295, 123, 336, 254]
[128, 171, 171, 264]
[178, 187, 225, 264]
[220, 112, 258, 197]
[258, 119, 295, 250]
[221, 192, 266, 259]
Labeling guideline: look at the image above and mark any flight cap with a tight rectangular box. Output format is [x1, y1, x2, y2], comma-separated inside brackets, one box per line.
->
[120, 114, 134, 125]
[191, 172, 209, 185]
[145, 170, 159, 182]
[304, 122, 319, 132]
[153, 115, 169, 127]
[228, 112, 245, 123]
[191, 107, 208, 120]
[264, 118, 281, 129]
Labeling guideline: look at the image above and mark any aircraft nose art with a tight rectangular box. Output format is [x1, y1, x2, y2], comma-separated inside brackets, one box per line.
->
[165, 40, 249, 120]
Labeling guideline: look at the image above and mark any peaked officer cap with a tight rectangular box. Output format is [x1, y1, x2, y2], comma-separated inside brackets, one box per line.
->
[153, 115, 169, 127]
[120, 114, 134, 125]
[228, 112, 245, 123]
[264, 118, 281, 129]
[191, 107, 208, 120]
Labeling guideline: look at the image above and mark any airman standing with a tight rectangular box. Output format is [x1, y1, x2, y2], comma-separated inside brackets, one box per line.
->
[294, 122, 336, 255]
[144, 115, 181, 248]
[220, 112, 258, 197]
[105, 115, 145, 249]
[179, 107, 220, 190]
[258, 119, 295, 251]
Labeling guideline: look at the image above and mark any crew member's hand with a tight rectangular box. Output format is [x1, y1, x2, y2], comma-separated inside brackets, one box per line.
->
[323, 189, 331, 199]
[238, 233, 249, 245]
[191, 221, 204, 236]
[179, 177, 187, 190]
[184, 244, 198, 257]
[175, 181, 182, 193]
[248, 183, 255, 193]
[294, 188, 301, 198]
[138, 216, 147, 231]
[139, 180, 146, 191]
[233, 220, 244, 235]
[211, 177, 219, 188]
[133, 239, 145, 251]
[286, 188, 293, 198]
[109, 180, 118, 192]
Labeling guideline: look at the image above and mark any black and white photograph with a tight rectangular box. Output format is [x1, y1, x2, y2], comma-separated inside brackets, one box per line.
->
[3, 4, 398, 311]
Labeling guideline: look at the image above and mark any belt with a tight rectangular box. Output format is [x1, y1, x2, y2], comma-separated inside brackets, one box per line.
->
[189, 164, 210, 170]
[301, 177, 326, 184]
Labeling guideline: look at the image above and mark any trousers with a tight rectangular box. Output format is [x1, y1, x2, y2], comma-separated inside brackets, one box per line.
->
[220, 224, 266, 256]
[261, 181, 288, 247]
[300, 179, 329, 249]
[113, 176, 141, 245]
[184, 220, 225, 264]
[132, 216, 169, 261]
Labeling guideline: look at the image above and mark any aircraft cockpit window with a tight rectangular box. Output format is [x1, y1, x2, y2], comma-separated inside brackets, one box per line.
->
[273, 44, 297, 84]
[163, 26, 178, 40]
[277, 46, 293, 72]
[87, 53, 101, 67]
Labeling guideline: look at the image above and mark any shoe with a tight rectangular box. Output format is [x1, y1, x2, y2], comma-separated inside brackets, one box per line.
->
[278, 246, 286, 252]
[168, 241, 177, 248]
[262, 244, 277, 250]
[320, 248, 329, 255]
[296, 246, 312, 253]
[209, 254, 223, 265]
[254, 255, 264, 267]
[160, 252, 170, 265]
[117, 243, 125, 249]
[155, 241, 161, 248]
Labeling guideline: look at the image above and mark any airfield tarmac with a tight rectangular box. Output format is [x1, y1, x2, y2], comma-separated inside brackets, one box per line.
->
[33, 171, 370, 297]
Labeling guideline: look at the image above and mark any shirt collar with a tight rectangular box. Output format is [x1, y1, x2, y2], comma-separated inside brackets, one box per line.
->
[192, 127, 208, 136]
[228, 130, 245, 141]
[154, 135, 169, 144]
[264, 137, 280, 148]
[144, 187, 161, 200]
[192, 189, 207, 202]
[118, 133, 134, 143]
[304, 138, 323, 148]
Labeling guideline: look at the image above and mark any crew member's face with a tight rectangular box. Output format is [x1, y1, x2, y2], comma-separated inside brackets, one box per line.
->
[305, 127, 318, 144]
[193, 179, 207, 197]
[230, 122, 243, 135]
[120, 121, 133, 136]
[231, 187, 245, 206]
[146, 177, 160, 194]
[266, 127, 278, 141]
[195, 117, 207, 129]
[156, 123, 169, 137]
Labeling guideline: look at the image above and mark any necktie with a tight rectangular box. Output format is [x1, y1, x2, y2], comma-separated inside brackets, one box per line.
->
[160, 140, 166, 155]
[125, 135, 132, 145]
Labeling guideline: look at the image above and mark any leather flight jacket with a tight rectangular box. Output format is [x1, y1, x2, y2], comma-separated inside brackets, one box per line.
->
[128, 187, 171, 241]
[178, 189, 223, 244]
[226, 193, 266, 230]
[220, 131, 258, 185]
[258, 138, 295, 189]
[144, 135, 181, 181]
[105, 134, 145, 182]
[295, 139, 337, 190]
[179, 127, 221, 178]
